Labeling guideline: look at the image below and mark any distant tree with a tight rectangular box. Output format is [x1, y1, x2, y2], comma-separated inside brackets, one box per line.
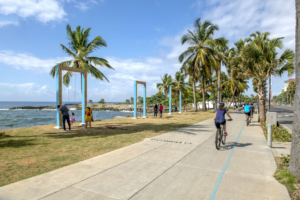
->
[98, 99, 105, 104]
[157, 74, 174, 98]
[138, 96, 143, 103]
[125, 99, 130, 103]
[130, 97, 134, 103]
[89, 100, 93, 103]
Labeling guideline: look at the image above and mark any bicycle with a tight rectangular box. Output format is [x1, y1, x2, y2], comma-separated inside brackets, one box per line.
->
[215, 119, 232, 150]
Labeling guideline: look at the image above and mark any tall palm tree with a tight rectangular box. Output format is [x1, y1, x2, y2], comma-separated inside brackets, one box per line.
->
[290, 0, 300, 180]
[243, 31, 294, 121]
[226, 39, 250, 109]
[50, 24, 114, 86]
[215, 39, 229, 103]
[181, 60, 199, 111]
[179, 18, 226, 111]
[157, 74, 173, 98]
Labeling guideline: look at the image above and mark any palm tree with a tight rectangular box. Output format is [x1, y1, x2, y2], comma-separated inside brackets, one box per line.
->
[179, 18, 226, 111]
[215, 39, 229, 103]
[181, 60, 199, 111]
[173, 71, 189, 106]
[243, 31, 294, 121]
[287, 81, 296, 105]
[130, 97, 134, 103]
[226, 39, 250, 109]
[157, 74, 174, 98]
[223, 78, 249, 108]
[50, 24, 114, 86]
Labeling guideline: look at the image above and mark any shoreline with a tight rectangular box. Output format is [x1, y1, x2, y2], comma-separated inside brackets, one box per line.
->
[7, 104, 170, 112]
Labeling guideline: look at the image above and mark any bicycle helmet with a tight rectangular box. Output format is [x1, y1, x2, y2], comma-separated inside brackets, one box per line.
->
[219, 102, 225, 107]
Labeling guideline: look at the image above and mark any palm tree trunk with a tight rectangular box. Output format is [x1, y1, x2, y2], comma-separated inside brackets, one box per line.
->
[257, 96, 260, 122]
[227, 82, 239, 110]
[202, 79, 206, 111]
[218, 61, 222, 103]
[192, 80, 197, 112]
[290, 1, 300, 179]
[258, 81, 267, 121]
[209, 77, 217, 111]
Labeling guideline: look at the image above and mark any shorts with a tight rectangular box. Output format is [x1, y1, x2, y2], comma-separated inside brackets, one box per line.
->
[215, 119, 226, 129]
[244, 112, 251, 116]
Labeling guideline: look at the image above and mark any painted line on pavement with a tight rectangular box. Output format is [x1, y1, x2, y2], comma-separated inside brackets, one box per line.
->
[208, 121, 246, 200]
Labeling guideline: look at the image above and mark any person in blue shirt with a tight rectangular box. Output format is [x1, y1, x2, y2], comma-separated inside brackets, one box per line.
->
[244, 103, 251, 121]
[214, 102, 233, 136]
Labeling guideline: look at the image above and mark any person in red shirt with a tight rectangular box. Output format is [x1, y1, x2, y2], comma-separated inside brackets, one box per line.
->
[159, 104, 163, 118]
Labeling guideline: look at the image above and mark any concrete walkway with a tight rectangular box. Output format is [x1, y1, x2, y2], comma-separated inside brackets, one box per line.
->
[0, 112, 290, 200]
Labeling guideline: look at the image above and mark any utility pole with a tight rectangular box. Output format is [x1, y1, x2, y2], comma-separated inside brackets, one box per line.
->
[269, 75, 271, 112]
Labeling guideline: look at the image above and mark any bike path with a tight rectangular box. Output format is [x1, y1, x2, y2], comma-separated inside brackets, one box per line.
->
[0, 112, 289, 200]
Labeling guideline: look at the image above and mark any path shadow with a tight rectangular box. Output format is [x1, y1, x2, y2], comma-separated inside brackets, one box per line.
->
[43, 120, 212, 139]
[0, 139, 39, 148]
[220, 142, 253, 151]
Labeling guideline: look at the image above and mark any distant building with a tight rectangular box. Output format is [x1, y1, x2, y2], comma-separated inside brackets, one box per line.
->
[282, 78, 295, 92]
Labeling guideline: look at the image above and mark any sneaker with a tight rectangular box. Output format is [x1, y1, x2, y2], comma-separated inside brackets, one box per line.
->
[224, 132, 228, 136]
[62, 130, 66, 132]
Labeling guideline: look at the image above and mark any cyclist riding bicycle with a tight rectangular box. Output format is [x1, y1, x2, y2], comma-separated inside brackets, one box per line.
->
[244, 103, 251, 121]
[214, 102, 233, 136]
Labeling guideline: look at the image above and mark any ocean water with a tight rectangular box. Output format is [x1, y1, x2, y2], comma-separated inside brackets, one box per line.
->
[0, 102, 138, 130]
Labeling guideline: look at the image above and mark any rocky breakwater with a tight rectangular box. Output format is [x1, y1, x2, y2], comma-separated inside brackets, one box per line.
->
[10, 106, 56, 110]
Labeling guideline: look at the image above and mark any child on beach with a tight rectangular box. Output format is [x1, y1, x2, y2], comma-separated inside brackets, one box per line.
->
[70, 112, 75, 124]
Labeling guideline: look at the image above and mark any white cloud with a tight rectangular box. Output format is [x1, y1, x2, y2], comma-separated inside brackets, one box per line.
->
[0, 0, 67, 23]
[0, 21, 18, 27]
[194, 0, 295, 50]
[0, 82, 54, 100]
[73, 0, 104, 12]
[74, 2, 89, 11]
[0, 51, 71, 72]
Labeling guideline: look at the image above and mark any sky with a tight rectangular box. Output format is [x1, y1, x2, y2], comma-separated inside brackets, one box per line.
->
[0, 0, 296, 102]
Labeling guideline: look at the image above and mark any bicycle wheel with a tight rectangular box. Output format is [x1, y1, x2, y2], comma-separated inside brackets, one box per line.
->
[215, 129, 221, 150]
[222, 127, 226, 145]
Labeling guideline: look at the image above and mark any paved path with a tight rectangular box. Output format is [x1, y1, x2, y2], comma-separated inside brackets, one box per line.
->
[269, 105, 294, 131]
[0, 112, 290, 200]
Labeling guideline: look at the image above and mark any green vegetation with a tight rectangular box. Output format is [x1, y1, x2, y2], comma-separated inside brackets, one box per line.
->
[0, 112, 214, 187]
[261, 122, 291, 142]
[98, 99, 106, 104]
[274, 154, 300, 198]
[274, 166, 298, 193]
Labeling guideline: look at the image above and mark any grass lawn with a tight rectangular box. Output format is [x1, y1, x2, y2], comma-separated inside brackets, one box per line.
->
[0, 111, 214, 187]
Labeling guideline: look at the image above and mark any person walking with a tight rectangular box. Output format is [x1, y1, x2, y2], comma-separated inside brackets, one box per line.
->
[85, 106, 93, 131]
[57, 105, 71, 132]
[154, 104, 158, 118]
[159, 104, 163, 118]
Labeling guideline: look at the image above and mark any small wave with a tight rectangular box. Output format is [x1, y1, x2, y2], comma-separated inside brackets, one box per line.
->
[42, 109, 56, 111]
[120, 110, 133, 112]
[0, 109, 9, 110]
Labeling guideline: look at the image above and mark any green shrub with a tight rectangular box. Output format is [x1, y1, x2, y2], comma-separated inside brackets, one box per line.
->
[274, 166, 298, 193]
[261, 122, 291, 142]
[280, 154, 290, 167]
